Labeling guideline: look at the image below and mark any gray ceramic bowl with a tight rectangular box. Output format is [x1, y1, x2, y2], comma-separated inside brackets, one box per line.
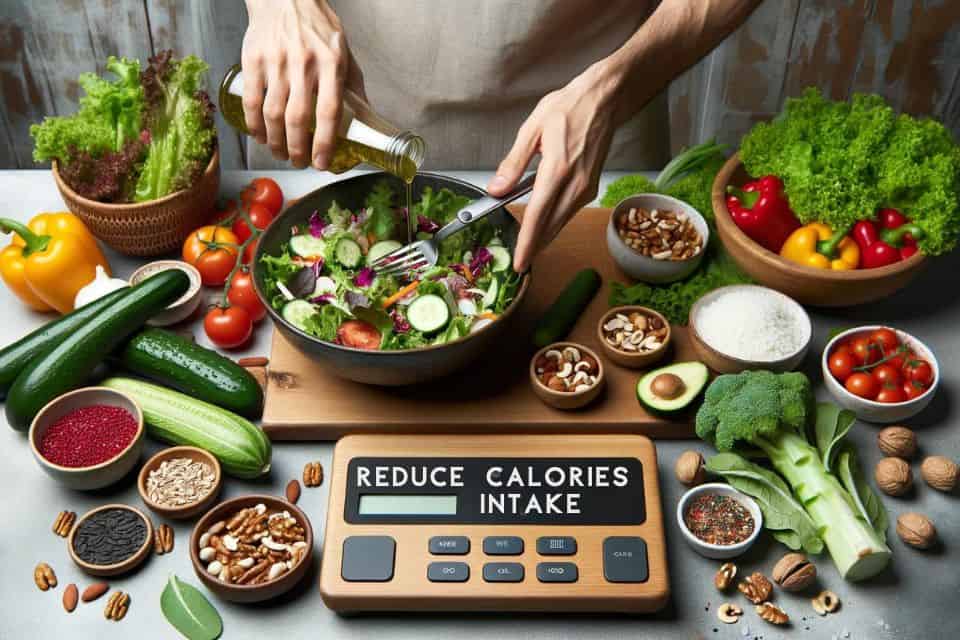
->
[253, 172, 531, 386]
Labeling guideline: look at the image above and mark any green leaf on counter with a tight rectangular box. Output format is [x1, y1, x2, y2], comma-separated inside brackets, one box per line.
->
[814, 402, 856, 472]
[161, 574, 223, 640]
[837, 444, 889, 540]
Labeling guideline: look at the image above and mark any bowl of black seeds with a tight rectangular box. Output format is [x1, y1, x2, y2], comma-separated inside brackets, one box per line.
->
[68, 504, 154, 576]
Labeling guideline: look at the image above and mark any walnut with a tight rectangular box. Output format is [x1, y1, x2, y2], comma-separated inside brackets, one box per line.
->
[771, 552, 817, 592]
[896, 512, 937, 549]
[738, 572, 773, 604]
[875, 457, 912, 496]
[920, 455, 958, 492]
[755, 602, 789, 625]
[714, 562, 737, 591]
[877, 425, 917, 459]
[811, 590, 840, 616]
[675, 450, 706, 487]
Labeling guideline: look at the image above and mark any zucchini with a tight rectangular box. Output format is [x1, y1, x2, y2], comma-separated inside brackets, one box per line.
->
[407, 294, 450, 333]
[5, 270, 190, 431]
[0, 286, 130, 400]
[334, 237, 362, 268]
[102, 377, 271, 479]
[532, 268, 601, 348]
[115, 329, 264, 418]
[289, 234, 327, 258]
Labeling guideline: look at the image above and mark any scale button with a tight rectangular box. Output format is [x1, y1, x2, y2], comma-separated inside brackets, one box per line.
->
[429, 536, 470, 555]
[536, 562, 578, 583]
[483, 536, 524, 555]
[482, 562, 525, 583]
[427, 562, 470, 582]
[341, 536, 396, 582]
[603, 536, 648, 583]
[536, 536, 577, 556]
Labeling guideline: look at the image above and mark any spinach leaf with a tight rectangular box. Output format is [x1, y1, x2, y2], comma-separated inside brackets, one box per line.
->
[160, 574, 222, 640]
[814, 402, 856, 472]
[706, 452, 824, 554]
[837, 444, 889, 540]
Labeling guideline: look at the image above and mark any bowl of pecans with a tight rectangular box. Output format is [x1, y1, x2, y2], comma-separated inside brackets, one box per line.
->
[606, 193, 709, 284]
[190, 495, 314, 603]
[137, 446, 222, 519]
[596, 306, 671, 368]
[530, 342, 605, 410]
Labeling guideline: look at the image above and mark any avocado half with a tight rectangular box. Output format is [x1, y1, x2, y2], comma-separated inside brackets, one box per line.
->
[637, 361, 709, 414]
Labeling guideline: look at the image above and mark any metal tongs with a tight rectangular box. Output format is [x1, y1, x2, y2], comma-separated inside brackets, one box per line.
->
[370, 173, 536, 277]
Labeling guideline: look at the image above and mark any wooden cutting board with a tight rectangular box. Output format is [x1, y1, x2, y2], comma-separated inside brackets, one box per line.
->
[262, 206, 701, 440]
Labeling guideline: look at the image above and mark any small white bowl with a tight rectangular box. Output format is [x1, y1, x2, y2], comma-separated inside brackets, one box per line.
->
[606, 193, 710, 284]
[823, 326, 939, 423]
[129, 260, 202, 326]
[677, 483, 763, 559]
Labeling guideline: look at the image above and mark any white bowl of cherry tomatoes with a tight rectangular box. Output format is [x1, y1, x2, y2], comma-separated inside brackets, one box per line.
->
[823, 326, 938, 423]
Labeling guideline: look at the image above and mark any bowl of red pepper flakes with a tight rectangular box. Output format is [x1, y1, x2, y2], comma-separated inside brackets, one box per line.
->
[712, 153, 927, 307]
[29, 387, 144, 491]
[676, 482, 762, 559]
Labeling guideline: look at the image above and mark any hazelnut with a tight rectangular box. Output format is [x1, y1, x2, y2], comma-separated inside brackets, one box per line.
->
[771, 552, 817, 592]
[875, 457, 912, 496]
[920, 455, 958, 492]
[896, 512, 937, 549]
[674, 450, 706, 487]
[877, 425, 917, 459]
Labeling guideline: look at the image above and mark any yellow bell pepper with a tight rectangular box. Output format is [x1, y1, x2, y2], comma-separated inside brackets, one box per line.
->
[0, 212, 111, 313]
[780, 222, 860, 270]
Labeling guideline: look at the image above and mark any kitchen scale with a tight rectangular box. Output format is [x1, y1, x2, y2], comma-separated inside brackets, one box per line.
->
[319, 434, 669, 613]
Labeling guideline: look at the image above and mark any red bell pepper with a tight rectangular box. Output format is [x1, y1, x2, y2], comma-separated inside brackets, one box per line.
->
[725, 175, 800, 253]
[852, 208, 924, 269]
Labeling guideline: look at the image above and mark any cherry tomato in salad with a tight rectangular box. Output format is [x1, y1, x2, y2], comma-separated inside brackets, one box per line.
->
[182, 226, 239, 286]
[850, 336, 881, 367]
[227, 267, 266, 323]
[903, 380, 928, 401]
[876, 384, 907, 404]
[204, 305, 253, 349]
[845, 372, 878, 399]
[871, 364, 902, 387]
[337, 320, 381, 350]
[828, 349, 857, 383]
[870, 327, 899, 353]
[903, 358, 934, 386]
[233, 202, 276, 243]
[241, 177, 284, 215]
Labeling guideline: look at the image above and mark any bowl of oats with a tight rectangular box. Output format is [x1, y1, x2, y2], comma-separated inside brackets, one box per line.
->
[137, 446, 222, 519]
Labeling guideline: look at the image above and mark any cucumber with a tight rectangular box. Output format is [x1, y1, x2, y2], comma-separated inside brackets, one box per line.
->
[0, 286, 130, 400]
[487, 246, 511, 272]
[367, 240, 402, 265]
[101, 377, 271, 479]
[282, 300, 318, 332]
[532, 268, 601, 348]
[289, 234, 327, 258]
[334, 237, 362, 268]
[116, 329, 264, 418]
[482, 277, 499, 309]
[5, 270, 190, 431]
[406, 294, 450, 333]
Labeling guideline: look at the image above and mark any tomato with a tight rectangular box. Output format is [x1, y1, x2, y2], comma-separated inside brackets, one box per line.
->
[885, 349, 909, 371]
[903, 358, 935, 386]
[903, 380, 928, 401]
[876, 384, 907, 404]
[183, 226, 239, 286]
[337, 320, 381, 350]
[209, 198, 237, 225]
[870, 328, 899, 353]
[241, 177, 284, 215]
[227, 267, 266, 322]
[845, 372, 878, 399]
[233, 202, 276, 243]
[204, 306, 253, 349]
[828, 349, 856, 383]
[242, 237, 258, 264]
[850, 336, 881, 367]
[871, 364, 901, 387]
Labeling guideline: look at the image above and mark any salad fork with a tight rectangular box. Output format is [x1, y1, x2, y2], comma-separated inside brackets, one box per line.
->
[371, 173, 536, 277]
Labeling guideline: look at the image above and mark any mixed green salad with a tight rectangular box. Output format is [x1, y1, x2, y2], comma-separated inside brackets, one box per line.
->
[260, 182, 523, 350]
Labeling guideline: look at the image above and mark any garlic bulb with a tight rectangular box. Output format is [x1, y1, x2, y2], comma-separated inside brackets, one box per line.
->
[74, 265, 129, 308]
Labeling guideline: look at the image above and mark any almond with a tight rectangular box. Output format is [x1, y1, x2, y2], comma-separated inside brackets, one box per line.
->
[286, 479, 301, 504]
[63, 583, 78, 612]
[81, 582, 110, 602]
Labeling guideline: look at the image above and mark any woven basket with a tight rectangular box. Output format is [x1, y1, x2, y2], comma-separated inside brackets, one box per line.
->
[52, 149, 220, 257]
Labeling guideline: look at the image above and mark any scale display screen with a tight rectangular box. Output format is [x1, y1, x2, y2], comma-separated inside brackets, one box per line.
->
[358, 494, 458, 516]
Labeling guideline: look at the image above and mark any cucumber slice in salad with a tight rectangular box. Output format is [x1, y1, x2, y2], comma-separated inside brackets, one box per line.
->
[367, 240, 402, 265]
[334, 237, 363, 268]
[487, 246, 511, 272]
[482, 277, 499, 309]
[282, 300, 317, 332]
[406, 294, 450, 333]
[290, 235, 327, 258]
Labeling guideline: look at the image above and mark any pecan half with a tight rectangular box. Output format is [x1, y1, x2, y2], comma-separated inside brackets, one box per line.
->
[756, 601, 789, 625]
[52, 510, 76, 537]
[738, 572, 773, 604]
[34, 562, 57, 591]
[104, 591, 130, 621]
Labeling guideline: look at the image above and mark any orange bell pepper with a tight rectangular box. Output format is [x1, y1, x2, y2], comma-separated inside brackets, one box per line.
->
[0, 212, 111, 313]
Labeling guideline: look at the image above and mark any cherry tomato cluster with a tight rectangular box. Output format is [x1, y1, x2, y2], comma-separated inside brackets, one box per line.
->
[828, 327, 934, 403]
[182, 177, 284, 349]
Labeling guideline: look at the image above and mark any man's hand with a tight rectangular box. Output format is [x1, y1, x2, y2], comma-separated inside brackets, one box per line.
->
[242, 0, 365, 169]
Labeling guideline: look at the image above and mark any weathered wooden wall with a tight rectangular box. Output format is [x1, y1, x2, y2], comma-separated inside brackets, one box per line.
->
[1, 0, 959, 170]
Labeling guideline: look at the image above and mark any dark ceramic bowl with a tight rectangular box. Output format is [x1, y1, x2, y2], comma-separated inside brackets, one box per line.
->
[253, 172, 531, 385]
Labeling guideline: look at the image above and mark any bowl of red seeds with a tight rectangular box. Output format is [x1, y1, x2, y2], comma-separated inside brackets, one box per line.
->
[676, 482, 762, 559]
[29, 387, 144, 490]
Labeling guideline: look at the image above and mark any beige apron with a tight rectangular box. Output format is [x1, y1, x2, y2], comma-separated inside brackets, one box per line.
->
[250, 0, 669, 170]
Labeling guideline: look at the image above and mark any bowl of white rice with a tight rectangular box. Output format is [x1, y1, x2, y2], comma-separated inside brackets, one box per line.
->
[689, 285, 812, 374]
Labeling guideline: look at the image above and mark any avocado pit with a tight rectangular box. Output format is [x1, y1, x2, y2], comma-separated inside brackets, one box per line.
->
[651, 373, 685, 400]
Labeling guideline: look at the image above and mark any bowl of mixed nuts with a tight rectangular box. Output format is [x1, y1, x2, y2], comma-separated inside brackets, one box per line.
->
[606, 193, 708, 284]
[190, 495, 314, 603]
[596, 306, 671, 368]
[530, 342, 605, 410]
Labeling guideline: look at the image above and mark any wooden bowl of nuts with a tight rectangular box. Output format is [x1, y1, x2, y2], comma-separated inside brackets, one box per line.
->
[137, 446, 222, 520]
[596, 306, 671, 368]
[190, 495, 314, 603]
[606, 193, 709, 284]
[530, 342, 605, 410]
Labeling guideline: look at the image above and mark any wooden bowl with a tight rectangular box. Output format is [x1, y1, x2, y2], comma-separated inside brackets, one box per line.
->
[29, 387, 145, 491]
[530, 342, 605, 410]
[712, 153, 927, 306]
[138, 446, 222, 520]
[129, 261, 203, 326]
[190, 495, 314, 603]
[52, 148, 220, 257]
[688, 285, 811, 374]
[596, 306, 671, 369]
[68, 504, 154, 576]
